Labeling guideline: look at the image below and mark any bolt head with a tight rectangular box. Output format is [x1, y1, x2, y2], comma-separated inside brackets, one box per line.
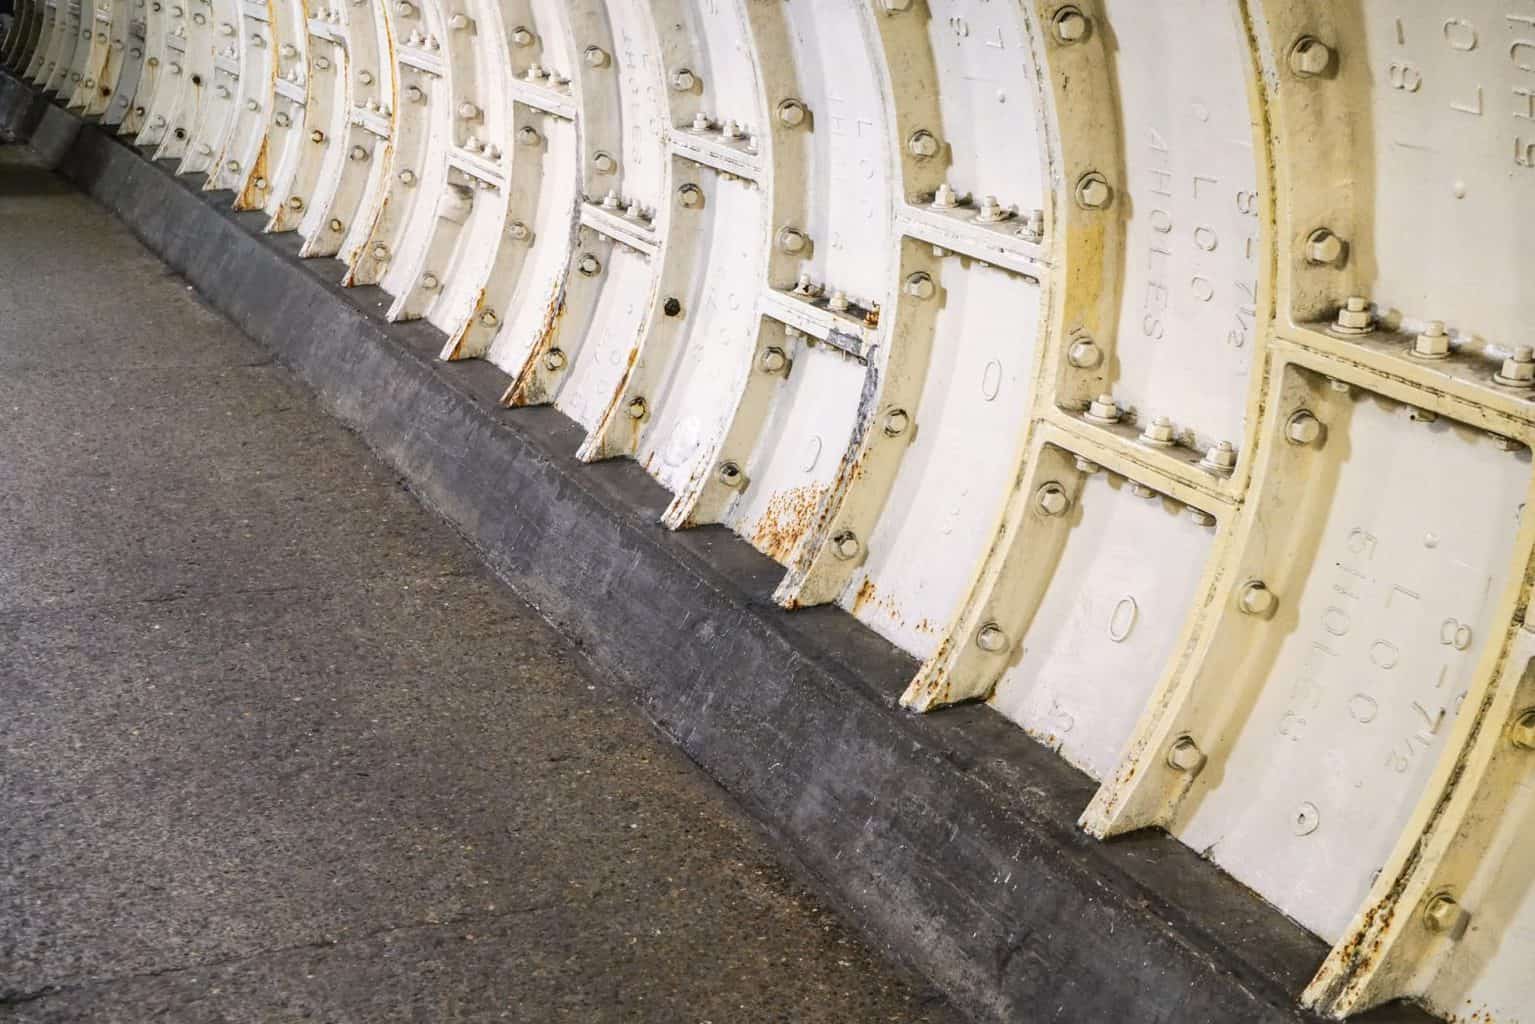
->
[1304, 228, 1345, 266]
[882, 408, 911, 437]
[1075, 172, 1111, 210]
[1289, 36, 1332, 78]
[975, 623, 1008, 653]
[671, 68, 696, 91]
[584, 45, 608, 67]
[1052, 7, 1088, 43]
[1189, 508, 1217, 527]
[577, 254, 602, 276]
[516, 127, 541, 147]
[1285, 410, 1323, 446]
[1333, 296, 1376, 335]
[903, 272, 935, 300]
[1509, 708, 1535, 750]
[286, 195, 304, 210]
[759, 347, 789, 375]
[1238, 580, 1276, 618]
[778, 227, 808, 254]
[510, 26, 532, 46]
[328, 218, 343, 232]
[777, 98, 807, 127]
[831, 531, 861, 561]
[907, 130, 939, 158]
[1035, 483, 1070, 517]
[1139, 415, 1176, 447]
[1423, 893, 1470, 938]
[1166, 736, 1207, 774]
[593, 152, 616, 173]
[715, 460, 744, 488]
[1084, 393, 1120, 424]
[626, 397, 648, 420]
[1067, 338, 1102, 369]
[1413, 321, 1451, 360]
[542, 349, 568, 371]
[678, 184, 703, 208]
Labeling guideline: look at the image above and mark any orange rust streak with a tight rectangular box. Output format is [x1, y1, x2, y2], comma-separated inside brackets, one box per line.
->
[749, 484, 826, 565]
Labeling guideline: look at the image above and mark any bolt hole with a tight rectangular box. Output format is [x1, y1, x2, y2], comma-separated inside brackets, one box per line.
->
[663, 298, 682, 317]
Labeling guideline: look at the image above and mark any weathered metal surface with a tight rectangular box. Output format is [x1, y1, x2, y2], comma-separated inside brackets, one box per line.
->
[7, 2, 1535, 1020]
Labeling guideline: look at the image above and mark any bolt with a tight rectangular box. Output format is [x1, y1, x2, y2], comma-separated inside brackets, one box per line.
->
[828, 291, 849, 313]
[721, 119, 743, 140]
[1422, 893, 1470, 938]
[508, 221, 531, 241]
[690, 111, 712, 132]
[1330, 295, 1376, 335]
[253, 177, 268, 189]
[907, 129, 939, 159]
[751, 347, 788, 376]
[542, 349, 568, 372]
[678, 183, 703, 208]
[349, 144, 369, 161]
[358, 70, 374, 85]
[931, 183, 959, 209]
[671, 68, 696, 91]
[286, 195, 304, 210]
[601, 188, 621, 210]
[1166, 736, 1206, 774]
[1017, 208, 1045, 242]
[395, 0, 413, 15]
[626, 397, 648, 420]
[831, 531, 861, 560]
[1130, 482, 1158, 499]
[777, 98, 807, 127]
[479, 310, 499, 328]
[1067, 338, 1102, 369]
[405, 84, 425, 104]
[1035, 482, 1070, 517]
[903, 272, 935, 300]
[716, 460, 744, 488]
[1496, 346, 1535, 388]
[975, 622, 1008, 653]
[1075, 172, 1111, 209]
[975, 194, 1011, 224]
[457, 100, 480, 120]
[778, 227, 808, 255]
[516, 126, 541, 147]
[398, 169, 416, 185]
[1508, 708, 1535, 749]
[314, 56, 330, 70]
[524, 63, 546, 81]
[577, 254, 603, 277]
[1052, 6, 1088, 43]
[510, 25, 532, 46]
[1238, 580, 1276, 617]
[882, 409, 911, 437]
[583, 44, 608, 68]
[1413, 320, 1451, 360]
[1201, 440, 1238, 476]
[1282, 410, 1322, 446]
[1084, 393, 1120, 424]
[1189, 508, 1217, 527]
[1289, 35, 1333, 78]
[328, 218, 344, 232]
[246, 99, 259, 111]
[1305, 227, 1345, 266]
[1138, 415, 1176, 448]
[371, 243, 389, 261]
[1074, 456, 1101, 474]
[419, 272, 440, 291]
[592, 151, 616, 174]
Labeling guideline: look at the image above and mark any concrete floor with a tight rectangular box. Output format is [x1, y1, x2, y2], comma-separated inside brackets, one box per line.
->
[0, 144, 960, 1023]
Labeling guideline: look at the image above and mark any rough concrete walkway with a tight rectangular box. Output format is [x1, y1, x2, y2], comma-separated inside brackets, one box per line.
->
[0, 144, 959, 1023]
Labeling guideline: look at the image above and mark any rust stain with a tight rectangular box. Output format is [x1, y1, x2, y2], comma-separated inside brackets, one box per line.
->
[749, 483, 826, 564]
[852, 578, 878, 616]
[503, 287, 567, 406]
[233, 137, 269, 212]
[443, 286, 489, 361]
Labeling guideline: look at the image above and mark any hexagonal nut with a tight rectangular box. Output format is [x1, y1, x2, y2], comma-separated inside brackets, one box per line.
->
[677, 183, 704, 209]
[1304, 228, 1345, 266]
[542, 348, 568, 372]
[881, 408, 911, 437]
[583, 45, 609, 68]
[1084, 393, 1120, 424]
[777, 226, 809, 254]
[1496, 346, 1535, 388]
[831, 530, 862, 561]
[670, 68, 696, 92]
